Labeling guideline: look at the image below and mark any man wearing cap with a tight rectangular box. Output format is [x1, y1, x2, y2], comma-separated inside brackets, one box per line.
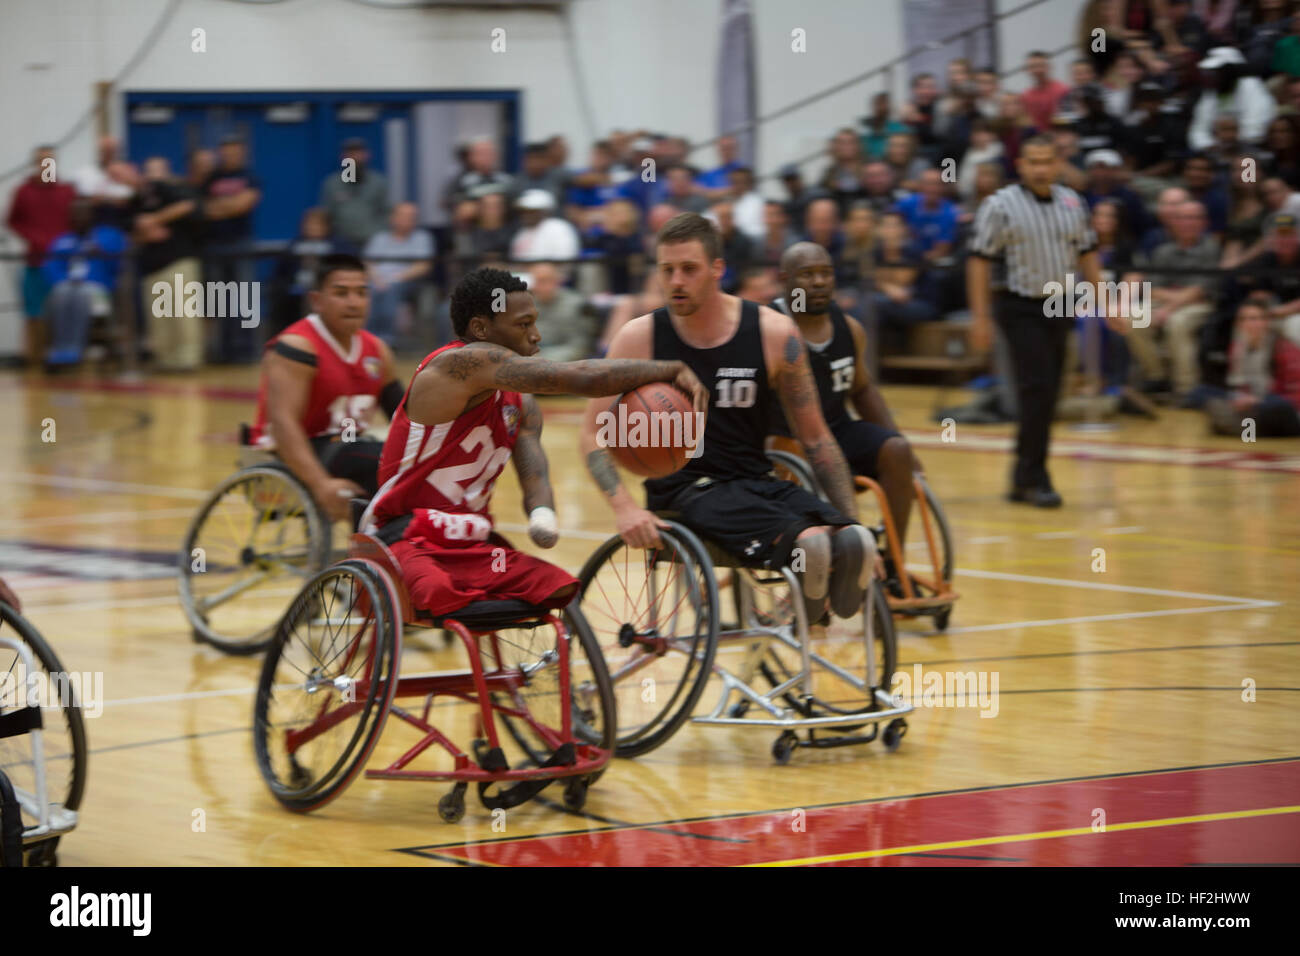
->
[511, 142, 568, 209]
[509, 189, 580, 268]
[1188, 47, 1277, 151]
[1073, 84, 1129, 154]
[1083, 149, 1149, 237]
[320, 138, 389, 249]
[1240, 213, 1300, 331]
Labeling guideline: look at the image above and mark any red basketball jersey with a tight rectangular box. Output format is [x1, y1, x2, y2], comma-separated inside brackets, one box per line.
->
[247, 314, 386, 447]
[365, 341, 524, 533]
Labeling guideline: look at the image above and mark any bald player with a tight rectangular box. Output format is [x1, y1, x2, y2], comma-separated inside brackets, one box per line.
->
[770, 242, 921, 580]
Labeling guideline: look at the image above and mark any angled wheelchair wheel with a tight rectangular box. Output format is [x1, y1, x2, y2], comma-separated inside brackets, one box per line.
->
[0, 603, 88, 866]
[757, 581, 897, 722]
[576, 522, 718, 758]
[252, 559, 399, 812]
[492, 603, 617, 787]
[915, 475, 955, 630]
[767, 450, 819, 495]
[179, 465, 331, 655]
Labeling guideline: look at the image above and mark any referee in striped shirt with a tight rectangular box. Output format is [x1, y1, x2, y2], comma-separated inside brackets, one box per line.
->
[966, 136, 1119, 508]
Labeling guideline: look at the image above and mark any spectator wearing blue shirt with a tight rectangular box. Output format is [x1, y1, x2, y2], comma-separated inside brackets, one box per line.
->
[567, 140, 621, 228]
[892, 168, 958, 264]
[695, 134, 743, 200]
[615, 139, 669, 214]
[42, 198, 126, 368]
[1083, 149, 1150, 238]
[1180, 153, 1229, 236]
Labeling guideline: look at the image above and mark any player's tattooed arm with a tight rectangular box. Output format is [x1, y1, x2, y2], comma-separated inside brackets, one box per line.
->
[585, 448, 623, 498]
[777, 331, 859, 521]
[494, 353, 706, 408]
[512, 395, 555, 514]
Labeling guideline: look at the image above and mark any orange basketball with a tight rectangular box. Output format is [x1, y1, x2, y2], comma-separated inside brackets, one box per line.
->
[602, 383, 698, 478]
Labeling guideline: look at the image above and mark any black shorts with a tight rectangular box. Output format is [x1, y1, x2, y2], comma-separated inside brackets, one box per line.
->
[831, 418, 901, 480]
[651, 476, 852, 570]
[310, 435, 384, 496]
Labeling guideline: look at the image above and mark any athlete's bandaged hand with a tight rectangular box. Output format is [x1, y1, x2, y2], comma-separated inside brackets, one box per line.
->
[528, 506, 559, 549]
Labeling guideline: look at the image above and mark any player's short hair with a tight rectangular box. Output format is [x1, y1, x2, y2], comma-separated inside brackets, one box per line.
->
[1021, 135, 1058, 155]
[450, 267, 529, 337]
[657, 212, 722, 262]
[315, 253, 367, 289]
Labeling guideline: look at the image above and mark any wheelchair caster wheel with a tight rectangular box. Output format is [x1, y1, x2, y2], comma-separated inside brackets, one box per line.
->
[772, 731, 798, 765]
[729, 700, 750, 718]
[932, 607, 951, 632]
[882, 718, 907, 752]
[438, 789, 467, 823]
[25, 841, 58, 867]
[563, 778, 588, 812]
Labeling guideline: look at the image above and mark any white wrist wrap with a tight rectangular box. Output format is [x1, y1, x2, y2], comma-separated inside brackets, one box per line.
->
[528, 506, 559, 546]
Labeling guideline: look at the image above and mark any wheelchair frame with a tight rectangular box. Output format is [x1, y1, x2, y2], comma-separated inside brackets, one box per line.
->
[253, 532, 615, 821]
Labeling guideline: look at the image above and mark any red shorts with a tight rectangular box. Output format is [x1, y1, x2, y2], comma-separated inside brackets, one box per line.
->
[389, 536, 579, 617]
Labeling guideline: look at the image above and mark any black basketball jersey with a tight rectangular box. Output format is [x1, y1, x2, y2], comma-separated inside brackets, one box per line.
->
[644, 300, 773, 502]
[767, 299, 856, 437]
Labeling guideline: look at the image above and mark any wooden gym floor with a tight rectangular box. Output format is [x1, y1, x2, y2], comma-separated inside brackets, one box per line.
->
[2, 364, 1297, 866]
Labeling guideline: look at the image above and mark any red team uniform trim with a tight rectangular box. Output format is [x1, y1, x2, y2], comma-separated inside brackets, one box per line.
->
[363, 341, 578, 616]
[247, 314, 387, 447]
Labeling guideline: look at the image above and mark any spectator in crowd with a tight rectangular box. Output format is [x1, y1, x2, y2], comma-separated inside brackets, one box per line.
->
[1188, 47, 1277, 149]
[1220, 158, 1269, 267]
[819, 128, 866, 211]
[859, 92, 909, 159]
[838, 201, 877, 300]
[1059, 58, 1101, 116]
[958, 161, 1006, 229]
[1207, 113, 1245, 172]
[759, 199, 796, 267]
[1262, 115, 1300, 183]
[546, 134, 572, 179]
[696, 134, 743, 200]
[1020, 50, 1072, 131]
[448, 138, 514, 206]
[364, 201, 433, 345]
[583, 198, 643, 295]
[900, 72, 943, 157]
[778, 163, 825, 223]
[1092, 197, 1137, 274]
[860, 160, 906, 216]
[132, 156, 204, 371]
[1272, 9, 1300, 79]
[894, 168, 958, 265]
[202, 136, 262, 362]
[1074, 83, 1131, 153]
[509, 189, 581, 267]
[513, 141, 568, 208]
[41, 198, 126, 369]
[185, 149, 215, 210]
[6, 145, 76, 368]
[272, 207, 351, 336]
[1246, 0, 1293, 77]
[1261, 175, 1300, 233]
[466, 191, 514, 261]
[662, 163, 710, 213]
[71, 135, 136, 231]
[1141, 185, 1193, 254]
[993, 90, 1040, 165]
[1179, 152, 1229, 234]
[1131, 200, 1221, 396]
[1238, 212, 1300, 325]
[1203, 299, 1300, 436]
[883, 132, 930, 192]
[934, 57, 975, 138]
[1103, 51, 1149, 119]
[735, 265, 781, 305]
[529, 261, 594, 362]
[708, 201, 756, 292]
[567, 140, 620, 228]
[727, 166, 765, 242]
[596, 270, 663, 355]
[973, 67, 1001, 120]
[1153, 0, 1211, 54]
[1278, 75, 1300, 115]
[1127, 81, 1185, 194]
[614, 137, 668, 212]
[957, 119, 1006, 201]
[801, 197, 847, 272]
[319, 138, 389, 249]
[872, 210, 935, 349]
[1084, 149, 1150, 236]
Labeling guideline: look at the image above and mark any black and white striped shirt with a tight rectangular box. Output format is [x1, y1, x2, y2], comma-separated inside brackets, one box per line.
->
[968, 183, 1097, 298]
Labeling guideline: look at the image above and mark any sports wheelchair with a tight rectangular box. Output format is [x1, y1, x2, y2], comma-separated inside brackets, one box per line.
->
[252, 510, 616, 821]
[575, 452, 912, 764]
[766, 442, 958, 632]
[178, 427, 336, 655]
[0, 602, 87, 867]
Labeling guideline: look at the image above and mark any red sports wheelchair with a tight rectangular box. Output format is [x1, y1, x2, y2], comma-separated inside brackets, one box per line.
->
[252, 520, 616, 822]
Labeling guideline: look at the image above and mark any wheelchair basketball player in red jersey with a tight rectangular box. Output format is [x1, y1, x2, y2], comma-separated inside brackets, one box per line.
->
[358, 266, 707, 618]
[246, 253, 404, 523]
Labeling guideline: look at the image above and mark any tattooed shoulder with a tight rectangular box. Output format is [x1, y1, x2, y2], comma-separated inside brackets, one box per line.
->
[783, 332, 803, 366]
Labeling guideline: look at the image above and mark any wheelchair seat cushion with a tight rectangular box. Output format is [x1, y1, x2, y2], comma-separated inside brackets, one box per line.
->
[422, 598, 556, 630]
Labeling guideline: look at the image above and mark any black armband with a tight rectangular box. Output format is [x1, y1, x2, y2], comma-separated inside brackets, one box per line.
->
[380, 380, 405, 418]
[272, 341, 318, 367]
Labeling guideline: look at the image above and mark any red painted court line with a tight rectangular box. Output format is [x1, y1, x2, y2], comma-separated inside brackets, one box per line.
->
[425, 760, 1300, 866]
